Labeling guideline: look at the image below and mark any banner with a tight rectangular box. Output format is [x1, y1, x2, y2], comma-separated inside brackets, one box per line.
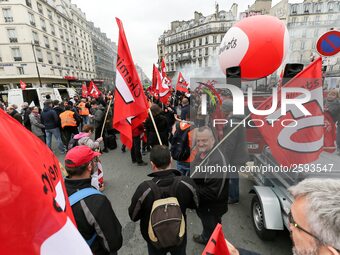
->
[176, 72, 189, 93]
[251, 57, 323, 166]
[81, 83, 88, 98]
[88, 80, 101, 98]
[20, 80, 27, 90]
[113, 18, 149, 149]
[0, 109, 92, 254]
[202, 224, 230, 255]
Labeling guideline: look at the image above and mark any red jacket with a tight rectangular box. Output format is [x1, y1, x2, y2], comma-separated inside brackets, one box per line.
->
[132, 124, 144, 137]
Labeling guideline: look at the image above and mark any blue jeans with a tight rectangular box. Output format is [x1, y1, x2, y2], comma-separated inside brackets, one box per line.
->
[147, 238, 186, 255]
[46, 128, 65, 153]
[229, 171, 239, 201]
[176, 161, 190, 176]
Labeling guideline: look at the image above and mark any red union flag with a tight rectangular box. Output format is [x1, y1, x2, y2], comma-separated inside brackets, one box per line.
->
[202, 224, 230, 255]
[0, 109, 91, 254]
[176, 72, 189, 93]
[81, 83, 88, 98]
[20, 80, 27, 90]
[114, 18, 149, 149]
[151, 64, 159, 93]
[88, 80, 101, 98]
[153, 63, 170, 104]
[251, 57, 323, 166]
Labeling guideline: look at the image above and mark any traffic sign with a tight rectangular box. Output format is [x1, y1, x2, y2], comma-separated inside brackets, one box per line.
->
[316, 30, 340, 57]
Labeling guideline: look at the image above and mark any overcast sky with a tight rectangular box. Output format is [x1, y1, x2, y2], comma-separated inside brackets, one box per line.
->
[71, 0, 302, 78]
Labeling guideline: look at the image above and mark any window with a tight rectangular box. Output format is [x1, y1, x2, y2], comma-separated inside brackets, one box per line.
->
[44, 36, 49, 48]
[304, 4, 310, 13]
[303, 16, 309, 23]
[3, 8, 13, 22]
[65, 32, 69, 42]
[26, 0, 32, 8]
[291, 4, 297, 14]
[205, 47, 209, 56]
[57, 16, 61, 25]
[59, 28, 64, 39]
[328, 2, 334, 11]
[11, 47, 22, 61]
[47, 9, 52, 20]
[316, 3, 321, 13]
[28, 12, 35, 26]
[67, 45, 71, 56]
[50, 23, 55, 35]
[47, 52, 53, 64]
[205, 36, 208, 45]
[36, 49, 43, 62]
[40, 18, 46, 31]
[64, 56, 69, 67]
[56, 54, 60, 65]
[62, 43, 66, 54]
[37, 3, 43, 14]
[32, 31, 39, 45]
[17, 67, 24, 75]
[301, 41, 305, 50]
[53, 40, 58, 51]
[199, 38, 202, 46]
[7, 29, 17, 43]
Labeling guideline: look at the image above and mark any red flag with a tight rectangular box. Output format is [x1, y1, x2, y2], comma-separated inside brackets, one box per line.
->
[81, 83, 88, 98]
[202, 224, 230, 255]
[88, 80, 101, 98]
[0, 109, 92, 254]
[113, 18, 149, 149]
[251, 58, 323, 166]
[323, 111, 336, 153]
[176, 72, 189, 93]
[20, 80, 27, 90]
[155, 64, 170, 104]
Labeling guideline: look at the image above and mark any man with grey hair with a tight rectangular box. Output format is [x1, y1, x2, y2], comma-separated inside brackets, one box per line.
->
[288, 178, 340, 255]
[226, 178, 340, 255]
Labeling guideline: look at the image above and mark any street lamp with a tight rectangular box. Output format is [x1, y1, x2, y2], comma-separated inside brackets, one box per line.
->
[31, 42, 42, 87]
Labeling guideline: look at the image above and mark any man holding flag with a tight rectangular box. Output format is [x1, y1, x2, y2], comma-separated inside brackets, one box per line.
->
[113, 18, 149, 149]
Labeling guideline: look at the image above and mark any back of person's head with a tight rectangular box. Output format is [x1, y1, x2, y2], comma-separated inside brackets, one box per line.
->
[182, 98, 189, 106]
[21, 102, 28, 109]
[221, 99, 233, 114]
[53, 100, 59, 106]
[150, 104, 162, 116]
[44, 100, 52, 108]
[289, 178, 340, 251]
[64, 146, 100, 177]
[45, 94, 51, 100]
[82, 124, 94, 133]
[65, 105, 72, 111]
[150, 145, 171, 170]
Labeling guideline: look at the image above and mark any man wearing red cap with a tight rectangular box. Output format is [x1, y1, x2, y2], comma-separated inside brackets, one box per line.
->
[64, 146, 123, 255]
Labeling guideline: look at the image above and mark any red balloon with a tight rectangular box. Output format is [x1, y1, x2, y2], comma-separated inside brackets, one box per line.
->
[218, 15, 289, 80]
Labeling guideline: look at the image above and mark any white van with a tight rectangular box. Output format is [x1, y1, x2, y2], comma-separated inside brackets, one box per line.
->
[8, 87, 77, 109]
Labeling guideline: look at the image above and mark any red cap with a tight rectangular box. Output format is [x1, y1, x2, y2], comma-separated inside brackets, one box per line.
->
[65, 146, 100, 168]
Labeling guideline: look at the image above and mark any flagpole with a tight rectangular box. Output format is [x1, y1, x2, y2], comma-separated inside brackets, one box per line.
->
[190, 113, 251, 178]
[148, 108, 163, 145]
[100, 98, 113, 138]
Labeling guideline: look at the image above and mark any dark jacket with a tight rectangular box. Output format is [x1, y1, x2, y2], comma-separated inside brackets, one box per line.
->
[180, 104, 190, 120]
[128, 169, 199, 244]
[65, 178, 122, 255]
[192, 147, 229, 216]
[53, 106, 64, 128]
[10, 109, 22, 124]
[324, 99, 340, 123]
[144, 114, 169, 146]
[222, 115, 249, 166]
[22, 108, 31, 130]
[41, 106, 59, 130]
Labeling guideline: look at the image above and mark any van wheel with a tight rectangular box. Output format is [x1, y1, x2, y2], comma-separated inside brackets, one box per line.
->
[251, 195, 277, 241]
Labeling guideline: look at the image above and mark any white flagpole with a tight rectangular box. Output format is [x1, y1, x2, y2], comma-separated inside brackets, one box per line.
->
[148, 108, 163, 145]
[100, 99, 113, 138]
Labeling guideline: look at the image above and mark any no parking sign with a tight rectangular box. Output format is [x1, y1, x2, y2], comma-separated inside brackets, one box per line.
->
[316, 30, 340, 57]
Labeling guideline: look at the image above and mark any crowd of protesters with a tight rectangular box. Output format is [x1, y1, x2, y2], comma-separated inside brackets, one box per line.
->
[1, 87, 340, 255]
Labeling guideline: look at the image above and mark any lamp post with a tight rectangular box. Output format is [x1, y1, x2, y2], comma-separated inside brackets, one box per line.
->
[31, 42, 42, 87]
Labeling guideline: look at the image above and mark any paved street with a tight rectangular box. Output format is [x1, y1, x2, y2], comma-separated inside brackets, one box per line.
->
[56, 140, 292, 255]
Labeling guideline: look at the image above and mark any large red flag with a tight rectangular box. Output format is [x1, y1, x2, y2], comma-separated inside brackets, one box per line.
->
[202, 224, 230, 255]
[176, 72, 189, 93]
[151, 64, 158, 93]
[113, 18, 149, 149]
[155, 63, 170, 104]
[251, 57, 323, 166]
[20, 80, 27, 90]
[88, 80, 101, 98]
[0, 109, 92, 254]
[81, 82, 88, 98]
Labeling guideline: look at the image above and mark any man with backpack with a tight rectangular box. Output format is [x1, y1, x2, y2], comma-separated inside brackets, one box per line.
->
[64, 146, 123, 255]
[128, 145, 199, 255]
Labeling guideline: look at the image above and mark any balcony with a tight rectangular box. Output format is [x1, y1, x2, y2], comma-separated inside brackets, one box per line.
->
[9, 38, 18, 43]
[48, 60, 53, 64]
[14, 57, 22, 61]
[5, 17, 13, 22]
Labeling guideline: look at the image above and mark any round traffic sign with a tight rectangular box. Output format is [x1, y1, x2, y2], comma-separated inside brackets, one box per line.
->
[316, 30, 340, 57]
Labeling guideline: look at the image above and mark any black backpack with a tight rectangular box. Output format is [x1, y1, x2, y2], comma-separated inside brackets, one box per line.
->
[170, 122, 193, 161]
[147, 178, 185, 249]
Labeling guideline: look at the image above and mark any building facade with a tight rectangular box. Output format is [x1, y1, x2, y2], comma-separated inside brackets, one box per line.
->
[157, 4, 238, 78]
[88, 21, 117, 89]
[0, 0, 96, 91]
[285, 0, 340, 77]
